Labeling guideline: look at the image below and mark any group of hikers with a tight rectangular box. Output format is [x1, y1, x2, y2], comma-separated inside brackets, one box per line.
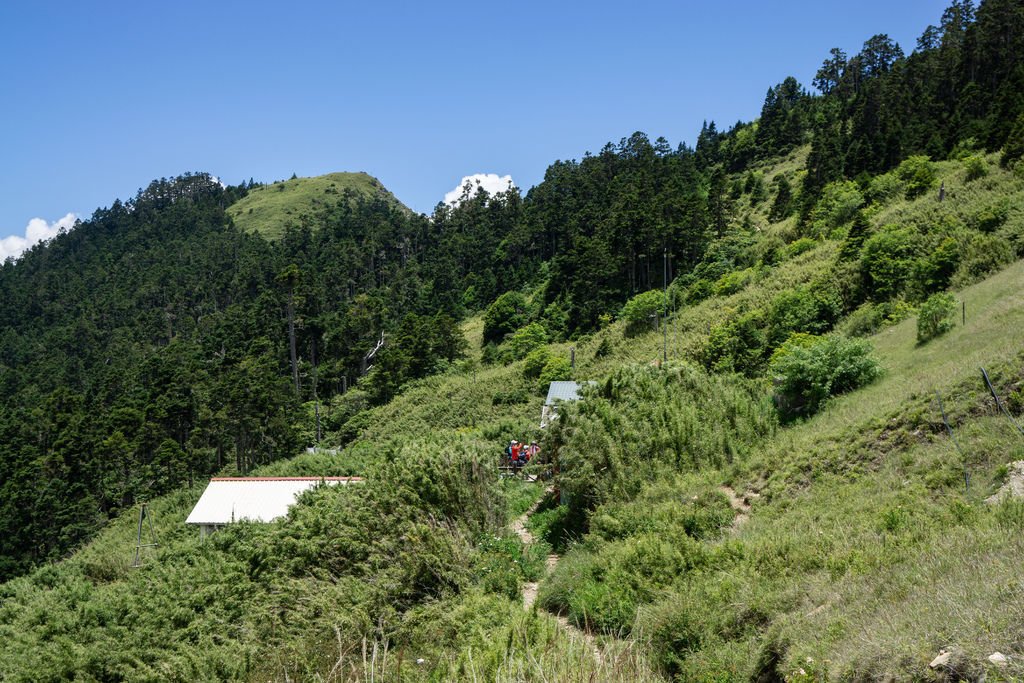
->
[503, 439, 540, 474]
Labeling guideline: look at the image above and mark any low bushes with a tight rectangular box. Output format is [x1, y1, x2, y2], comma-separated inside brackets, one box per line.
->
[963, 155, 988, 181]
[537, 354, 571, 389]
[808, 180, 864, 236]
[702, 282, 844, 377]
[860, 225, 921, 300]
[548, 363, 775, 521]
[521, 347, 551, 379]
[538, 530, 712, 634]
[506, 322, 547, 359]
[916, 292, 957, 344]
[952, 233, 1016, 287]
[482, 291, 530, 345]
[621, 289, 667, 335]
[840, 300, 915, 337]
[895, 155, 937, 199]
[770, 334, 881, 421]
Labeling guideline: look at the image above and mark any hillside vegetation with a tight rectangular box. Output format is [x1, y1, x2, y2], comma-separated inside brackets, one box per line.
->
[227, 172, 411, 240]
[2, 1, 1024, 680]
[2, 151, 1022, 680]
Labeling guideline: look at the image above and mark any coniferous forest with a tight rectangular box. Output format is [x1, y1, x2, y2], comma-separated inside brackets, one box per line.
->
[2, 1, 1024, 680]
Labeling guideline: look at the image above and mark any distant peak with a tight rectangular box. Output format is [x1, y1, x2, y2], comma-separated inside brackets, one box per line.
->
[227, 171, 410, 240]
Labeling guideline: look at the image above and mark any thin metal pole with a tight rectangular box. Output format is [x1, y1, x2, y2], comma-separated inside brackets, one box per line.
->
[132, 503, 159, 567]
[133, 505, 144, 567]
[981, 367, 1024, 438]
[663, 248, 668, 363]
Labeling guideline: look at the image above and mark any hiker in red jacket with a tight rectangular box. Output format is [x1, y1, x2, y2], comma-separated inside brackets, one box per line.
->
[511, 440, 522, 473]
[526, 440, 540, 462]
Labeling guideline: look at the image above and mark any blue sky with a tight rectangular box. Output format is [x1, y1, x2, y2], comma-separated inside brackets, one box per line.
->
[1, 0, 949, 256]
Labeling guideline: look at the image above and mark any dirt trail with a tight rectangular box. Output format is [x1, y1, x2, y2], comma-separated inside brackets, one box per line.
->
[719, 485, 754, 530]
[510, 490, 545, 609]
[511, 483, 754, 666]
[511, 486, 602, 663]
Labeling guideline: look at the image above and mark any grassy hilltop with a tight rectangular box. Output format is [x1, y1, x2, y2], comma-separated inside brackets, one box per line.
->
[227, 171, 412, 240]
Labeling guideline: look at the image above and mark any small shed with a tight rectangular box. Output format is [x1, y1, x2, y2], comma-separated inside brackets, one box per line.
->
[185, 476, 363, 538]
[541, 380, 595, 428]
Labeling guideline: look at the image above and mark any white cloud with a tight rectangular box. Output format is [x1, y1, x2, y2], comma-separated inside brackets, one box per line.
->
[443, 173, 516, 206]
[1, 213, 77, 261]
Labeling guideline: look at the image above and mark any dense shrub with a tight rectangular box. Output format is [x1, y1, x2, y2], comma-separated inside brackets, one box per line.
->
[0, 435, 511, 681]
[713, 268, 758, 296]
[970, 199, 1010, 233]
[482, 291, 529, 345]
[548, 363, 775, 520]
[860, 225, 920, 300]
[766, 284, 843, 345]
[895, 155, 936, 198]
[704, 312, 769, 376]
[840, 300, 915, 338]
[750, 234, 786, 265]
[542, 532, 710, 634]
[866, 171, 904, 204]
[506, 322, 547, 360]
[538, 354, 571, 388]
[685, 278, 714, 303]
[916, 293, 957, 345]
[621, 289, 667, 334]
[963, 155, 988, 181]
[785, 237, 816, 259]
[809, 180, 864, 236]
[840, 303, 886, 337]
[770, 334, 881, 421]
[911, 236, 960, 296]
[592, 336, 614, 359]
[491, 387, 529, 405]
[948, 137, 980, 160]
[522, 347, 551, 379]
[589, 489, 733, 544]
[952, 233, 1015, 287]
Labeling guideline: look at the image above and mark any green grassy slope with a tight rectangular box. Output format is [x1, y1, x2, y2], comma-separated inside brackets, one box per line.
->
[227, 172, 412, 240]
[512, 152, 1024, 678]
[518, 260, 1024, 680]
[712, 262, 1024, 678]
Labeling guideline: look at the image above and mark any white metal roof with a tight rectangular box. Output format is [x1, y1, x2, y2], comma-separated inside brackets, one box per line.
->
[544, 380, 595, 406]
[185, 477, 362, 526]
